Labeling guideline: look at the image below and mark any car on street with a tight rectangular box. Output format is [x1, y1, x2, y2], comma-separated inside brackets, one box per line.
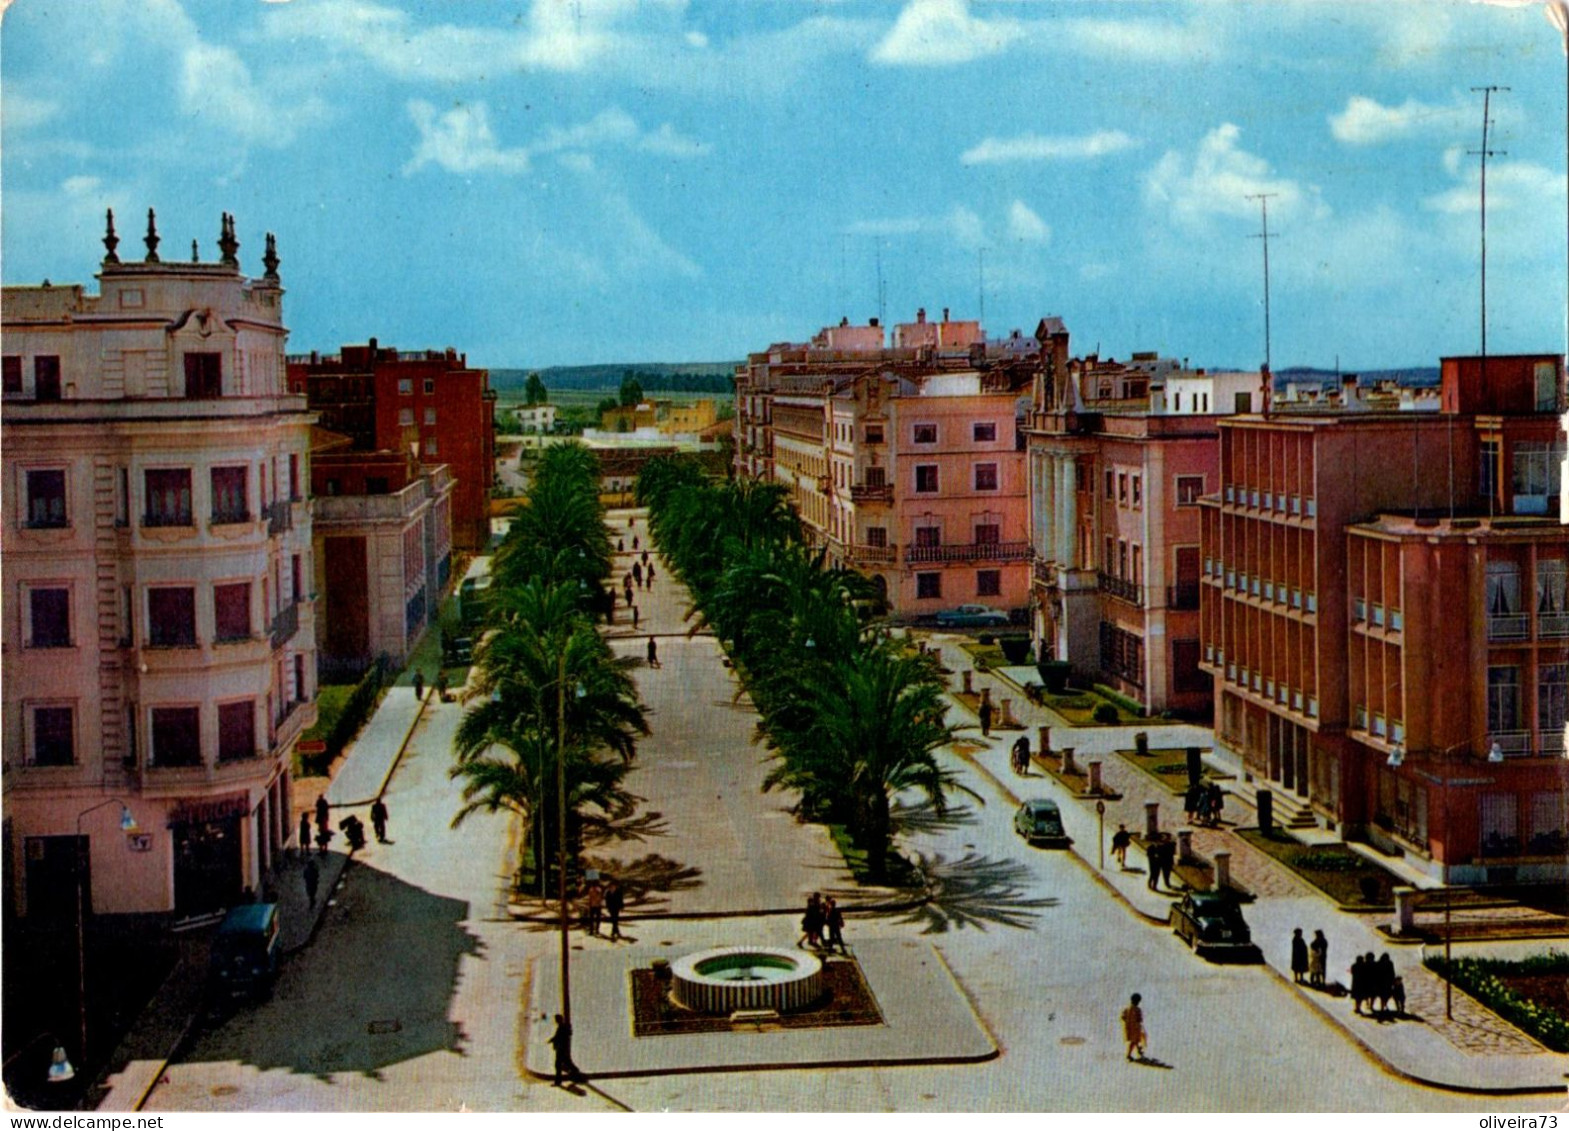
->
[1169, 891, 1262, 962]
[934, 604, 1011, 628]
[1013, 798, 1071, 847]
[207, 902, 281, 1001]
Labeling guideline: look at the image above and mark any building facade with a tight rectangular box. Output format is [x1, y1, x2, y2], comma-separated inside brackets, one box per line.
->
[287, 342, 496, 551]
[735, 310, 1042, 618]
[2, 212, 316, 918]
[1199, 355, 1567, 882]
[1026, 349, 1261, 715]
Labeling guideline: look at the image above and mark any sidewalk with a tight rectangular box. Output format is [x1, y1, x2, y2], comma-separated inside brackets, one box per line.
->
[926, 636, 1568, 1096]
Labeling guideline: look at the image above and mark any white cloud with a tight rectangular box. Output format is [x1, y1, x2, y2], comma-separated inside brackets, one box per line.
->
[1328, 95, 1468, 146]
[2, 89, 61, 131]
[403, 100, 531, 176]
[948, 205, 986, 248]
[961, 130, 1137, 165]
[1059, 15, 1217, 61]
[1143, 123, 1327, 229]
[180, 41, 324, 149]
[1007, 200, 1050, 244]
[685, 30, 709, 49]
[639, 122, 710, 158]
[1423, 159, 1568, 215]
[871, 0, 1022, 66]
[597, 190, 703, 280]
[846, 205, 992, 248]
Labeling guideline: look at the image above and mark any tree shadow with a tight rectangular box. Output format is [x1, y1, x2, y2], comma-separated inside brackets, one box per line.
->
[581, 798, 670, 847]
[837, 851, 1058, 934]
[182, 862, 479, 1081]
[890, 798, 979, 839]
[581, 852, 704, 914]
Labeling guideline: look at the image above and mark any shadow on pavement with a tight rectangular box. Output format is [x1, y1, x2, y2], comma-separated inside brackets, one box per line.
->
[182, 861, 479, 1082]
[891, 798, 980, 838]
[839, 851, 1060, 934]
[583, 853, 703, 912]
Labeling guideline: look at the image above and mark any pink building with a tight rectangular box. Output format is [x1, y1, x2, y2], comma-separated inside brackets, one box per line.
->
[735, 309, 1044, 618]
[2, 211, 316, 918]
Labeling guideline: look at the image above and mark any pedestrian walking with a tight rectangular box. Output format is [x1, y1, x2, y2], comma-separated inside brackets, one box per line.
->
[624, 573, 634, 601]
[1391, 975, 1406, 1017]
[1373, 952, 1395, 1014]
[604, 879, 625, 941]
[1205, 781, 1225, 827]
[1184, 783, 1203, 825]
[413, 670, 425, 701]
[798, 892, 825, 949]
[617, 538, 624, 552]
[1290, 928, 1309, 984]
[1120, 994, 1147, 1061]
[370, 798, 389, 843]
[823, 896, 846, 954]
[584, 880, 604, 936]
[1155, 837, 1177, 890]
[548, 1014, 582, 1085]
[978, 698, 993, 737]
[315, 793, 329, 832]
[632, 561, 643, 587]
[299, 811, 312, 856]
[647, 637, 660, 668]
[646, 564, 655, 587]
[632, 534, 640, 550]
[303, 856, 320, 907]
[1308, 929, 1329, 989]
[1011, 735, 1030, 775]
[641, 550, 649, 566]
[1111, 824, 1131, 869]
[631, 604, 639, 629]
[1350, 953, 1369, 1015]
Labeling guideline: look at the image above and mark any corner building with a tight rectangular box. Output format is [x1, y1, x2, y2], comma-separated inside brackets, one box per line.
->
[2, 212, 316, 917]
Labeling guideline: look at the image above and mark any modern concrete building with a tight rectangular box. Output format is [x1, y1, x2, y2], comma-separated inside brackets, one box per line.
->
[2, 211, 316, 918]
[734, 309, 1043, 618]
[1199, 354, 1567, 882]
[1026, 350, 1264, 715]
[287, 342, 496, 552]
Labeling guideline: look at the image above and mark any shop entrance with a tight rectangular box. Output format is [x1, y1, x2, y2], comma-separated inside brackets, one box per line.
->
[173, 815, 242, 913]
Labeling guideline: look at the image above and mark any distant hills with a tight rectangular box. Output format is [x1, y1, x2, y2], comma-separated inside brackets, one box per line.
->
[1274, 366, 1440, 388]
[491, 362, 740, 395]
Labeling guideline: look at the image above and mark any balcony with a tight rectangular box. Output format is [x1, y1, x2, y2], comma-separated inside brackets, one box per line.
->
[270, 601, 299, 650]
[1488, 731, 1533, 758]
[1168, 582, 1200, 610]
[1487, 614, 1529, 641]
[905, 540, 1031, 565]
[845, 543, 898, 565]
[1539, 612, 1569, 638]
[1098, 571, 1143, 606]
[849, 483, 894, 504]
[266, 500, 293, 535]
[1032, 557, 1054, 585]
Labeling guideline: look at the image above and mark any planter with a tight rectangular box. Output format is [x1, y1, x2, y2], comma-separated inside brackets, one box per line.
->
[1038, 660, 1072, 694]
[999, 636, 1033, 665]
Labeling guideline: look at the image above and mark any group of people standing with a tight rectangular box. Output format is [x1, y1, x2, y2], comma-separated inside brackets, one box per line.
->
[1183, 780, 1226, 827]
[798, 892, 847, 953]
[1289, 927, 1331, 988]
[579, 877, 626, 941]
[1289, 928, 1401, 1015]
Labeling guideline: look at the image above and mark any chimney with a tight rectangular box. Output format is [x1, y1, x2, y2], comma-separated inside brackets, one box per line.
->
[916, 307, 926, 323]
[369, 337, 379, 355]
[869, 317, 879, 327]
[942, 307, 950, 323]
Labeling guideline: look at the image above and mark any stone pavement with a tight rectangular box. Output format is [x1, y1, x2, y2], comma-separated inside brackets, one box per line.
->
[925, 636, 1568, 1096]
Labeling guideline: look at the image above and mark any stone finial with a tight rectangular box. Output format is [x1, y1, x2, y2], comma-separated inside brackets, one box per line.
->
[144, 208, 160, 262]
[218, 212, 239, 267]
[262, 232, 280, 282]
[102, 208, 120, 264]
[192, 239, 200, 263]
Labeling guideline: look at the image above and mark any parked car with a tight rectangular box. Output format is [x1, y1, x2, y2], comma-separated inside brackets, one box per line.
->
[1013, 798, 1071, 847]
[935, 604, 1010, 628]
[1169, 891, 1262, 962]
[444, 636, 474, 666]
[208, 902, 281, 1000]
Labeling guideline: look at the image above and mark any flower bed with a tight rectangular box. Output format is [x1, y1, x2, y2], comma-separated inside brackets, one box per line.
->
[631, 957, 883, 1036]
[1236, 828, 1400, 909]
[1424, 951, 1569, 1052]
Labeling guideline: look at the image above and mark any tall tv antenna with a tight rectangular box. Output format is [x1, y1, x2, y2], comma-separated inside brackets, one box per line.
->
[875, 237, 887, 329]
[1470, 85, 1509, 379]
[977, 248, 986, 328]
[1247, 192, 1278, 371]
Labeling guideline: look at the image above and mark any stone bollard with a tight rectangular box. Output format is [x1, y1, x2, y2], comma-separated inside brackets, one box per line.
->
[980, 687, 992, 709]
[1213, 851, 1231, 891]
[962, 670, 973, 695]
[1061, 747, 1077, 775]
[1177, 829, 1194, 861]
[1144, 800, 1160, 839]
[1000, 698, 1017, 728]
[1038, 725, 1052, 755]
[1258, 789, 1274, 835]
[1087, 760, 1103, 794]
[1393, 886, 1417, 936]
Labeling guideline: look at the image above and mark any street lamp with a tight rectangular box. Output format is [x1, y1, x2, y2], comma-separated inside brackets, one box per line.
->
[72, 800, 137, 1071]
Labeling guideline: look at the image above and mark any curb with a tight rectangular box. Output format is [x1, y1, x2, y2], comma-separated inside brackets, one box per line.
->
[503, 896, 932, 925]
[329, 690, 430, 810]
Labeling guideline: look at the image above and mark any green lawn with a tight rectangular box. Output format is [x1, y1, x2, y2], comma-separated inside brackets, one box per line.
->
[1237, 828, 1402, 909]
[1116, 746, 1229, 795]
[828, 823, 921, 889]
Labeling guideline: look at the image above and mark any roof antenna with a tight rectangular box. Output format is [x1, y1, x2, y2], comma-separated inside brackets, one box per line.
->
[1470, 84, 1508, 398]
[977, 247, 986, 329]
[875, 237, 887, 331]
[1247, 192, 1278, 372]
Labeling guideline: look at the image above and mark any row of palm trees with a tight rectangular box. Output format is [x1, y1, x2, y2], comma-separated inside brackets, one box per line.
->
[450, 443, 648, 895]
[637, 458, 972, 882]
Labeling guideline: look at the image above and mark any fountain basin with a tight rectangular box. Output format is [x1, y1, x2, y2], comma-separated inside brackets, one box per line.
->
[668, 946, 824, 1014]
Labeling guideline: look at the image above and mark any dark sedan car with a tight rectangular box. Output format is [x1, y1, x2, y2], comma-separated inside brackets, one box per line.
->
[1169, 891, 1262, 962]
[1013, 799, 1071, 847]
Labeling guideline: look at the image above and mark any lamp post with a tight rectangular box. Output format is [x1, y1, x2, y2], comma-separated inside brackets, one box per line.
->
[72, 800, 137, 1070]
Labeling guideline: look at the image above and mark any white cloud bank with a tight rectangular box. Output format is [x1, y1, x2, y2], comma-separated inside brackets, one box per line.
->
[870, 0, 1021, 66]
[961, 130, 1137, 165]
[403, 103, 708, 176]
[1328, 95, 1469, 146]
[1144, 123, 1327, 228]
[1007, 200, 1050, 244]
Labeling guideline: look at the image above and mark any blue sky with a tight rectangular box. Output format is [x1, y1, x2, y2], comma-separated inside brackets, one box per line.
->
[4, 0, 1568, 369]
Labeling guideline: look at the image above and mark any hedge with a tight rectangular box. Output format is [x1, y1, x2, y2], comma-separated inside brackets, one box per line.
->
[1424, 951, 1569, 1052]
[300, 655, 389, 775]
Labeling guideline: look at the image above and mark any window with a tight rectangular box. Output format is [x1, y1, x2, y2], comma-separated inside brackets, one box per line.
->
[289, 454, 300, 501]
[915, 464, 938, 493]
[31, 706, 74, 766]
[151, 706, 201, 767]
[292, 554, 303, 602]
[972, 422, 997, 442]
[1105, 537, 1115, 571]
[148, 587, 197, 647]
[915, 525, 942, 548]
[2, 356, 20, 395]
[865, 466, 886, 488]
[1488, 665, 1521, 733]
[1105, 470, 1115, 500]
[916, 572, 942, 599]
[218, 701, 256, 762]
[424, 407, 436, 425]
[295, 655, 307, 702]
[1098, 622, 1145, 687]
[975, 523, 1000, 545]
[977, 569, 1001, 596]
[144, 469, 193, 526]
[366, 476, 390, 495]
[866, 526, 888, 548]
[26, 469, 67, 528]
[1131, 476, 1142, 508]
[183, 352, 221, 398]
[29, 588, 70, 647]
[1117, 473, 1128, 505]
[399, 408, 415, 426]
[425, 438, 438, 456]
[34, 356, 61, 401]
[1535, 361, 1557, 412]
[214, 582, 251, 641]
[864, 424, 884, 444]
[210, 466, 248, 523]
[1118, 540, 1129, 579]
[1511, 441, 1565, 515]
[913, 423, 937, 444]
[424, 378, 435, 395]
[1131, 544, 1143, 585]
[1480, 438, 1500, 503]
[398, 378, 413, 395]
[974, 463, 998, 491]
[1176, 475, 1203, 506]
[1539, 663, 1567, 741]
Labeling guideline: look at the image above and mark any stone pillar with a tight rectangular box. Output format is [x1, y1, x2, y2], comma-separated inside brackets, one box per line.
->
[1176, 829, 1193, 861]
[1213, 851, 1231, 891]
[1393, 887, 1418, 936]
[1144, 801, 1160, 838]
[1087, 760, 1102, 794]
[1257, 789, 1274, 835]
[980, 687, 992, 709]
[1060, 459, 1078, 565]
[962, 670, 973, 695]
[1000, 698, 1017, 728]
[1061, 746, 1077, 775]
[1038, 725, 1052, 754]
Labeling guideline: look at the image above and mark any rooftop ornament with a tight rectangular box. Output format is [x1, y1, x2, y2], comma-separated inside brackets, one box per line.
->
[102, 208, 119, 264]
[262, 232, 280, 282]
[218, 212, 239, 267]
[144, 208, 160, 263]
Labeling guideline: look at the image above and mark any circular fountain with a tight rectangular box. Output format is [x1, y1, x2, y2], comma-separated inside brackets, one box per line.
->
[668, 946, 824, 1014]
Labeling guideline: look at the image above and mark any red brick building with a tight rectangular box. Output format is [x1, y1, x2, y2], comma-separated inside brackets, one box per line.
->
[287, 340, 495, 550]
[1199, 355, 1567, 884]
